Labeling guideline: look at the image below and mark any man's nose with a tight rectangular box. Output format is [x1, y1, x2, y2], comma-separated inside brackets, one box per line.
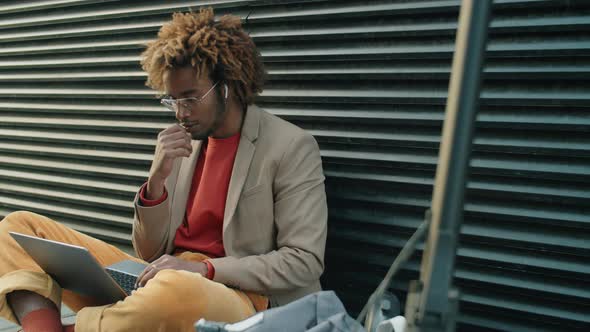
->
[175, 105, 190, 121]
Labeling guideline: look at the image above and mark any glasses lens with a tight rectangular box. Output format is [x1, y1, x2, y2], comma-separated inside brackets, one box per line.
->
[181, 98, 199, 110]
[179, 100, 190, 110]
[161, 99, 176, 112]
[161, 97, 201, 113]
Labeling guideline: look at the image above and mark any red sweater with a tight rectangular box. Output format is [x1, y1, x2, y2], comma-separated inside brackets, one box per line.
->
[139, 133, 241, 279]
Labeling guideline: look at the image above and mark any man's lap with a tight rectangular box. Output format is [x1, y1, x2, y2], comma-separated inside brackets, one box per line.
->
[0, 211, 257, 331]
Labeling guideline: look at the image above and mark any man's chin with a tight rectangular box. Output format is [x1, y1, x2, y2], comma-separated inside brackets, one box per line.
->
[190, 130, 211, 141]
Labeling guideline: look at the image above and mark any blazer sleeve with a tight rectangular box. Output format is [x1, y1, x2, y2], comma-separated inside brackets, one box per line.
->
[132, 169, 177, 262]
[208, 132, 328, 294]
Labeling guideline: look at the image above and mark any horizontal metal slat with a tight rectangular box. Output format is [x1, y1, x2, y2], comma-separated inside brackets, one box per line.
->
[307, 128, 590, 156]
[0, 155, 148, 180]
[0, 101, 166, 115]
[326, 170, 589, 208]
[247, 1, 461, 23]
[0, 180, 132, 211]
[321, 148, 590, 180]
[0, 70, 146, 81]
[335, 247, 590, 305]
[329, 227, 589, 276]
[0, 20, 159, 43]
[0, 87, 153, 97]
[1, 59, 590, 81]
[0, 1, 109, 15]
[329, 207, 589, 255]
[329, 187, 589, 228]
[0, 142, 153, 164]
[0, 1, 253, 29]
[0, 56, 138, 68]
[0, 207, 132, 244]
[0, 167, 137, 196]
[0, 194, 132, 228]
[0, 115, 164, 132]
[0, 38, 149, 56]
[267, 105, 590, 131]
[0, 128, 155, 149]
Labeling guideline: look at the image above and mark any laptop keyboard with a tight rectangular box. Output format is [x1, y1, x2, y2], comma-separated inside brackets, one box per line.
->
[106, 268, 137, 295]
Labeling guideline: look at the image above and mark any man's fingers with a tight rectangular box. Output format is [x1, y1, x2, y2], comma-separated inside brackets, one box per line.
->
[136, 258, 162, 287]
[137, 268, 159, 288]
[164, 139, 192, 151]
[160, 129, 191, 143]
[158, 123, 188, 139]
[135, 265, 151, 286]
[168, 123, 185, 133]
[137, 269, 158, 288]
[164, 148, 192, 158]
[158, 124, 182, 137]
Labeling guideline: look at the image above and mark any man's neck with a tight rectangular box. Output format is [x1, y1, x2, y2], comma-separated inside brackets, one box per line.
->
[211, 102, 245, 139]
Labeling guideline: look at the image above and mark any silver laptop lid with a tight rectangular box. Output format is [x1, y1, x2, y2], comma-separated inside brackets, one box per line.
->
[9, 231, 127, 303]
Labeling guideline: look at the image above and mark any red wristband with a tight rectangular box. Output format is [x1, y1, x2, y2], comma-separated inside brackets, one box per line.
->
[204, 260, 215, 280]
[139, 182, 168, 207]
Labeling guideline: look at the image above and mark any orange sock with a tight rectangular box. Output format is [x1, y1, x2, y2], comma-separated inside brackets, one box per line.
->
[20, 308, 62, 332]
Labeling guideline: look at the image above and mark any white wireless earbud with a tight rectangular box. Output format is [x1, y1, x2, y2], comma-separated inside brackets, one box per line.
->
[224, 84, 228, 100]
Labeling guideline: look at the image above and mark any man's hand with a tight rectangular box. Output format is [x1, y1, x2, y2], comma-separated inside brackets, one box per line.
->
[135, 254, 208, 288]
[146, 124, 193, 199]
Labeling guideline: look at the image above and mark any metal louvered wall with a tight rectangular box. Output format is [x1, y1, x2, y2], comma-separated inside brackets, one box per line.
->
[0, 0, 588, 331]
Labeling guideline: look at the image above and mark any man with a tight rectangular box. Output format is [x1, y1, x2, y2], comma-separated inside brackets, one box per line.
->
[0, 8, 327, 332]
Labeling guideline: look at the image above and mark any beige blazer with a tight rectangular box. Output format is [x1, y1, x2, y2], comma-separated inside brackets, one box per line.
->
[132, 105, 328, 307]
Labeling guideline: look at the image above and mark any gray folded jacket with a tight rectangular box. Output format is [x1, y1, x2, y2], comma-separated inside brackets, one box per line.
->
[195, 291, 366, 332]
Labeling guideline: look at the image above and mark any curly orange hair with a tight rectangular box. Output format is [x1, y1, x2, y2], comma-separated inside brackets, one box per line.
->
[140, 7, 266, 106]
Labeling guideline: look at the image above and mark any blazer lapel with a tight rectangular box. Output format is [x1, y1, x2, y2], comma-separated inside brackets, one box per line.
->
[169, 139, 202, 234]
[223, 105, 261, 233]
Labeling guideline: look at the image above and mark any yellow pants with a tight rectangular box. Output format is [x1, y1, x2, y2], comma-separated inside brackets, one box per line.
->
[0, 211, 258, 332]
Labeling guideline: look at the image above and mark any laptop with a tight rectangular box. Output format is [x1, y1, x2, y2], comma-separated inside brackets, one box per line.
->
[9, 231, 148, 304]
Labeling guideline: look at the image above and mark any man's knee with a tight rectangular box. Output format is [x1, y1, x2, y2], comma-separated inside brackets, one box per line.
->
[145, 269, 208, 309]
[0, 211, 53, 232]
[123, 270, 208, 325]
[1, 211, 34, 227]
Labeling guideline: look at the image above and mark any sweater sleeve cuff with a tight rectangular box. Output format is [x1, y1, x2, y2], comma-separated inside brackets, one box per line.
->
[204, 260, 215, 280]
[138, 182, 168, 207]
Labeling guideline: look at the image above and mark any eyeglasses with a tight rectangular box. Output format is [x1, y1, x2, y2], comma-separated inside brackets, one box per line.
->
[160, 81, 219, 113]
